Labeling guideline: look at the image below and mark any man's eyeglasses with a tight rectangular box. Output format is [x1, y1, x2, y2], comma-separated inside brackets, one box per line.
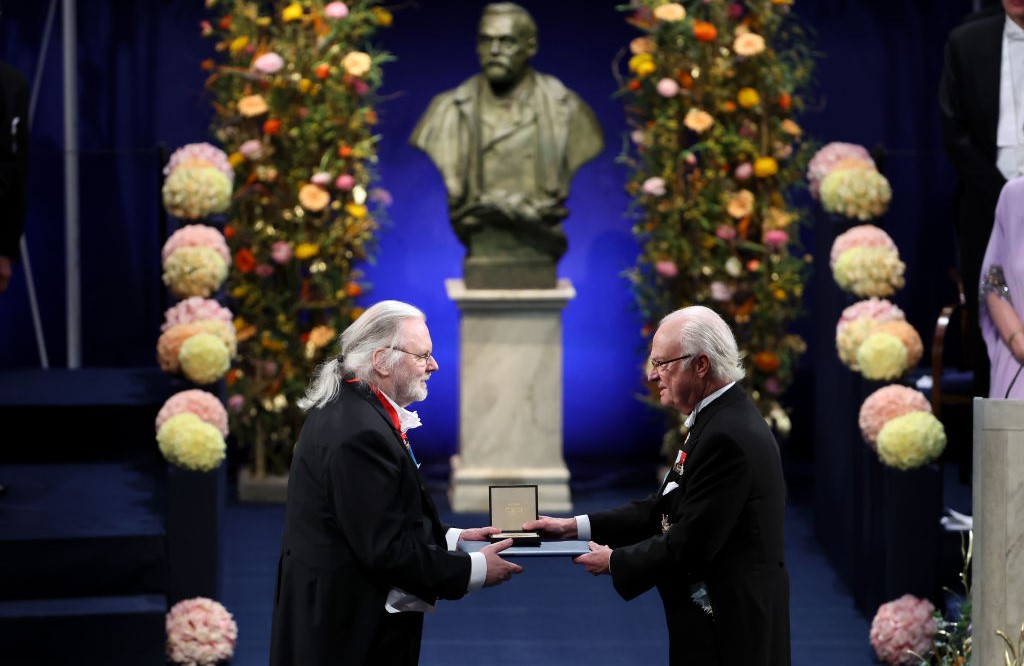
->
[395, 348, 434, 364]
[649, 354, 693, 372]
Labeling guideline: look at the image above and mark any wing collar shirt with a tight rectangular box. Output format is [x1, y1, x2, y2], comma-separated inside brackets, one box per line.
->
[575, 382, 736, 540]
[377, 390, 487, 613]
[997, 16, 1024, 180]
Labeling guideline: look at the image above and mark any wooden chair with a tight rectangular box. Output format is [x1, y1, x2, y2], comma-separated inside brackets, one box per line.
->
[928, 269, 974, 419]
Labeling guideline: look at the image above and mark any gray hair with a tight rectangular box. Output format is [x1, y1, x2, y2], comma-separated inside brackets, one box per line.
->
[481, 2, 538, 41]
[661, 305, 746, 384]
[298, 300, 425, 411]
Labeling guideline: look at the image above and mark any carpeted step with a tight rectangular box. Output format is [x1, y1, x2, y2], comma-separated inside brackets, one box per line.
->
[0, 594, 168, 665]
[0, 462, 167, 600]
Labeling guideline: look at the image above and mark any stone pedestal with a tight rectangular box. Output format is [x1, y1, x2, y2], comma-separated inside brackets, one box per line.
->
[446, 278, 574, 513]
[972, 398, 1024, 666]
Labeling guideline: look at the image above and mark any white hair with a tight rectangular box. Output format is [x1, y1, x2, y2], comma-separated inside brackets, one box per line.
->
[298, 300, 425, 411]
[661, 305, 746, 384]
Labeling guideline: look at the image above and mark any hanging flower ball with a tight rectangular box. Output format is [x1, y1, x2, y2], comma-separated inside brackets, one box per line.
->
[178, 333, 231, 385]
[876, 412, 947, 470]
[166, 597, 237, 665]
[162, 247, 228, 299]
[829, 224, 897, 269]
[820, 167, 893, 220]
[856, 331, 908, 381]
[873, 320, 924, 369]
[162, 166, 232, 220]
[162, 225, 230, 270]
[157, 413, 226, 472]
[859, 384, 931, 449]
[807, 141, 876, 199]
[869, 594, 938, 664]
[162, 297, 233, 332]
[163, 143, 233, 185]
[832, 245, 906, 298]
[156, 389, 229, 438]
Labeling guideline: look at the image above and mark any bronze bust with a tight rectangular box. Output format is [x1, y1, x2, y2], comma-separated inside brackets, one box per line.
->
[410, 2, 604, 289]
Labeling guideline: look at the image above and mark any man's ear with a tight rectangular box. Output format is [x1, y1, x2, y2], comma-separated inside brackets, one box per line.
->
[371, 348, 391, 376]
[694, 354, 710, 378]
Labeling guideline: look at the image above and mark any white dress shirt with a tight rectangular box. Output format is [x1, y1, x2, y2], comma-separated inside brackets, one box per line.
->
[997, 17, 1024, 180]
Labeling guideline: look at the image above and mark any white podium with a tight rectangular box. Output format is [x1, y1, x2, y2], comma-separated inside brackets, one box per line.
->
[445, 278, 574, 513]
[972, 398, 1024, 666]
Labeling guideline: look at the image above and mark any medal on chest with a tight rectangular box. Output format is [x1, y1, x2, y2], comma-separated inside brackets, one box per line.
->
[672, 449, 687, 476]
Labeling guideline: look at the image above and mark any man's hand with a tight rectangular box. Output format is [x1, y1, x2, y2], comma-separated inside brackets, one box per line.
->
[573, 542, 612, 576]
[521, 515, 577, 540]
[480, 538, 524, 587]
[459, 526, 501, 542]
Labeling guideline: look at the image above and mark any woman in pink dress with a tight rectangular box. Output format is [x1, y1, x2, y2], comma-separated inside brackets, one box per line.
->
[980, 176, 1024, 399]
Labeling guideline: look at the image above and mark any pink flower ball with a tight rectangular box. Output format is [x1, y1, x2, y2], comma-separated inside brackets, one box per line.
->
[734, 163, 753, 181]
[830, 224, 897, 269]
[162, 297, 233, 332]
[807, 141, 875, 199]
[655, 260, 678, 278]
[311, 171, 331, 186]
[869, 594, 938, 665]
[239, 139, 263, 160]
[836, 297, 905, 337]
[162, 224, 230, 266]
[642, 177, 666, 196]
[227, 394, 245, 414]
[156, 389, 229, 437]
[164, 143, 233, 184]
[715, 224, 737, 241]
[271, 241, 293, 264]
[656, 78, 680, 98]
[166, 597, 237, 666]
[859, 384, 931, 449]
[325, 1, 349, 19]
[255, 263, 274, 277]
[253, 52, 284, 74]
[335, 174, 355, 191]
[763, 229, 789, 248]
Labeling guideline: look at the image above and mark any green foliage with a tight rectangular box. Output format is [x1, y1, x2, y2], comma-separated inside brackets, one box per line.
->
[616, 0, 816, 439]
[202, 0, 392, 475]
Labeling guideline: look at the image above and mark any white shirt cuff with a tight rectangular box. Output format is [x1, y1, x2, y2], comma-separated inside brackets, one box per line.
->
[446, 527, 461, 551]
[467, 552, 486, 592]
[575, 515, 591, 541]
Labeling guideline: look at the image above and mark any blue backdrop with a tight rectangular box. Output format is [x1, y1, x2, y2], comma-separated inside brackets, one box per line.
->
[0, 0, 978, 463]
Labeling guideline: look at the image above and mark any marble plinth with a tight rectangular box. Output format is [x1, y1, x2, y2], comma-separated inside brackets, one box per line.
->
[446, 278, 574, 513]
[972, 398, 1024, 666]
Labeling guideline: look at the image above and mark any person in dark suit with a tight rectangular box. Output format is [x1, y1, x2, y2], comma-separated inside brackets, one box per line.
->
[0, 59, 29, 295]
[524, 305, 790, 665]
[938, 0, 1024, 398]
[269, 300, 523, 666]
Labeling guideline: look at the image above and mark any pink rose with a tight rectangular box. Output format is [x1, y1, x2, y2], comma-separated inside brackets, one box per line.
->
[227, 394, 245, 414]
[325, 2, 349, 19]
[734, 163, 753, 181]
[656, 78, 680, 98]
[271, 241, 293, 264]
[709, 280, 735, 301]
[255, 263, 274, 277]
[763, 229, 789, 248]
[642, 177, 667, 196]
[239, 139, 262, 160]
[253, 52, 284, 74]
[715, 224, 737, 241]
[335, 174, 355, 191]
[655, 260, 678, 278]
[311, 171, 331, 186]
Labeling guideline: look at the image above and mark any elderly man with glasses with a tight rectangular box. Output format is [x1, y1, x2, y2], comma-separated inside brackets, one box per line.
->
[270, 300, 523, 666]
[525, 305, 791, 666]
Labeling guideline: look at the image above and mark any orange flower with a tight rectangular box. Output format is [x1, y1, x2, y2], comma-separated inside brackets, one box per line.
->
[226, 368, 239, 386]
[223, 225, 235, 239]
[345, 281, 362, 297]
[677, 72, 694, 89]
[693, 21, 718, 42]
[218, 15, 232, 30]
[262, 118, 282, 135]
[200, 59, 215, 71]
[315, 63, 330, 79]
[753, 351, 780, 373]
[746, 258, 761, 272]
[337, 144, 353, 158]
[628, 79, 641, 91]
[234, 248, 257, 273]
[778, 92, 792, 111]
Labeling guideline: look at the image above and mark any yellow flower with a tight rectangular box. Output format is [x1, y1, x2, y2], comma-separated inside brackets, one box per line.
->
[877, 412, 946, 470]
[737, 87, 760, 108]
[684, 108, 715, 133]
[229, 36, 249, 54]
[856, 332, 907, 381]
[781, 119, 802, 136]
[298, 78, 312, 94]
[628, 53, 656, 78]
[281, 2, 303, 22]
[237, 94, 268, 117]
[726, 190, 755, 219]
[256, 16, 271, 27]
[179, 333, 231, 385]
[653, 2, 686, 22]
[345, 203, 368, 219]
[260, 335, 287, 352]
[294, 243, 320, 260]
[774, 288, 787, 301]
[299, 184, 330, 212]
[733, 32, 766, 56]
[342, 51, 373, 77]
[372, 6, 393, 26]
[307, 325, 336, 349]
[753, 157, 779, 178]
[157, 413, 226, 472]
[227, 152, 244, 168]
[766, 206, 794, 228]
[630, 37, 656, 55]
[230, 285, 247, 299]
